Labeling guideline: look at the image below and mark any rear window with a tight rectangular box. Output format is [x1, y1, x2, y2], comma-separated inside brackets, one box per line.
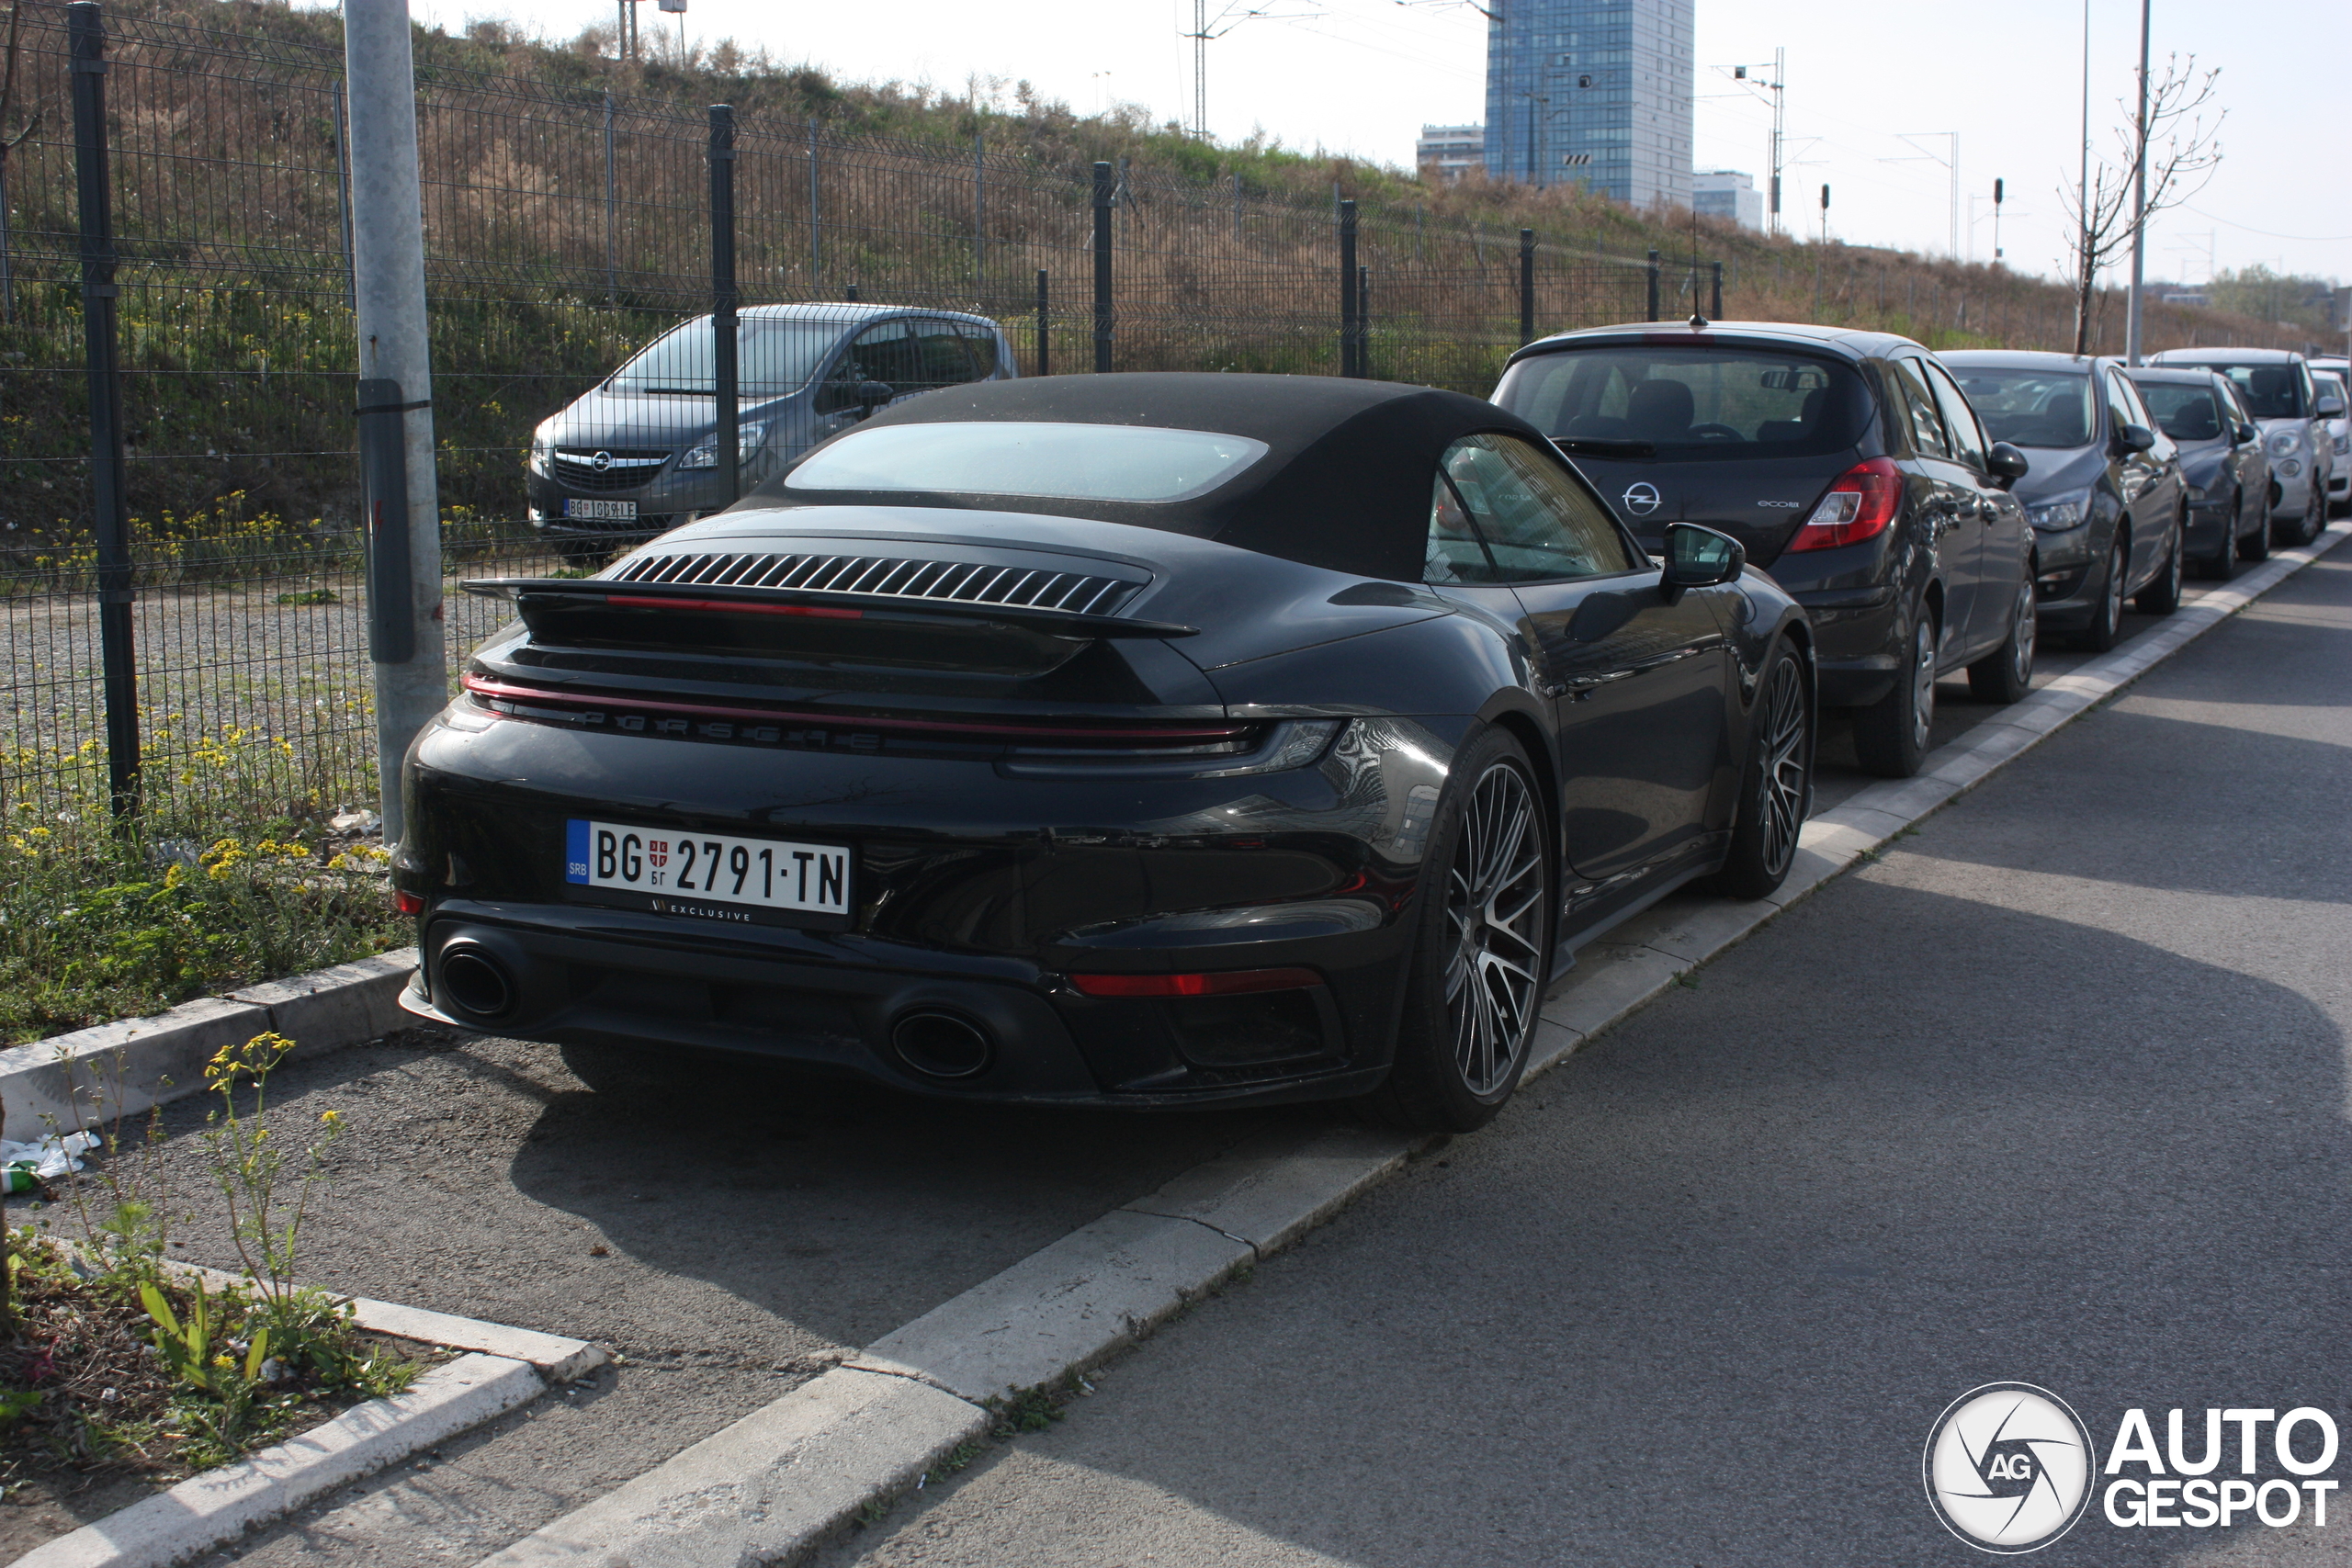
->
[2203, 364, 2307, 420]
[1949, 369, 2094, 448]
[2134, 381, 2224, 442]
[783, 421, 1269, 503]
[1494, 345, 1871, 460]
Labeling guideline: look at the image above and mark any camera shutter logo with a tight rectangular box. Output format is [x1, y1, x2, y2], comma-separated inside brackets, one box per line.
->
[1622, 481, 1662, 515]
[1924, 1383, 2097, 1553]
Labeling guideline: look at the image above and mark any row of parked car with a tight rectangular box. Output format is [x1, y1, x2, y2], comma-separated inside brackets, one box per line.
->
[453, 307, 2343, 1134]
[526, 306, 2346, 784]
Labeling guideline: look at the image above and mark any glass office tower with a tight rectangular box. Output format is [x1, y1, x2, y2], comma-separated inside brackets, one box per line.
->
[1484, 0, 1691, 209]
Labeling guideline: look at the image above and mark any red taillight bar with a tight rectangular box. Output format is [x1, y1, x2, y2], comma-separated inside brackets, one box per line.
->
[393, 888, 425, 916]
[460, 673, 1249, 743]
[1067, 967, 1323, 998]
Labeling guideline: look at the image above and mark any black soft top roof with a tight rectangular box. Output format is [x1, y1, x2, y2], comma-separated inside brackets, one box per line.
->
[738, 372, 1555, 581]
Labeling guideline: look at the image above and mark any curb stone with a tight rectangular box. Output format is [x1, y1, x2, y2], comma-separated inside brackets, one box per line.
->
[0, 948, 417, 1141]
[465, 522, 2347, 1568]
[15, 1353, 544, 1568]
[170, 1262, 610, 1385]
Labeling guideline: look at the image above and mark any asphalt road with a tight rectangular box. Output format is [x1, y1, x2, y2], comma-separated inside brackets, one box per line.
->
[813, 551, 2352, 1566]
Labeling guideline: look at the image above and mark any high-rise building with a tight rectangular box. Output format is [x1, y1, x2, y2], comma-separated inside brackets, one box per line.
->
[1693, 169, 1764, 231]
[1484, 0, 1692, 210]
[1417, 124, 1487, 184]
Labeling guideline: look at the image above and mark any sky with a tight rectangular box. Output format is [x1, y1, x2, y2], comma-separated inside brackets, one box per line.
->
[384, 0, 2349, 291]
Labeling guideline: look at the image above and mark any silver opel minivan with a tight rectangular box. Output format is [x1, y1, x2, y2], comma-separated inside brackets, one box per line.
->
[526, 303, 1018, 563]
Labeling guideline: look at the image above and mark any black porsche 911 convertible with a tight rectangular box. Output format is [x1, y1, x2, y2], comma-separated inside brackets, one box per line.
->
[394, 374, 1815, 1131]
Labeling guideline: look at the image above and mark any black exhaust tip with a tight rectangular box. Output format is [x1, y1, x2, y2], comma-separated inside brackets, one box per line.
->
[891, 1009, 994, 1079]
[436, 942, 516, 1022]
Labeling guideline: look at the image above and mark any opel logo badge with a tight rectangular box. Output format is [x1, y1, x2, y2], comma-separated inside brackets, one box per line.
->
[591, 450, 613, 472]
[1622, 481, 1662, 515]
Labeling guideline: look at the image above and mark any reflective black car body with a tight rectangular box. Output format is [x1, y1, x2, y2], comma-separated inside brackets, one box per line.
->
[1942, 351, 2187, 645]
[1492, 321, 2035, 777]
[395, 375, 1813, 1124]
[2123, 367, 2271, 577]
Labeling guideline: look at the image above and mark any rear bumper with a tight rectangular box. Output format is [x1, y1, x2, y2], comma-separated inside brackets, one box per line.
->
[1784, 581, 1899, 708]
[401, 903, 1398, 1108]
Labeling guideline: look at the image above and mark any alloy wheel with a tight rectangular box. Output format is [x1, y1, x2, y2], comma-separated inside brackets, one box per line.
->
[1908, 615, 1937, 752]
[1442, 761, 1546, 1098]
[1755, 656, 1809, 879]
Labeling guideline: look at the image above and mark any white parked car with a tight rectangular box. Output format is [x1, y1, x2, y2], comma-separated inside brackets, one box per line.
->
[2311, 367, 2350, 518]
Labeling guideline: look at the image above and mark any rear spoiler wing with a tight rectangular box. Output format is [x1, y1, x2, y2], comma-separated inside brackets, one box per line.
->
[460, 577, 1198, 640]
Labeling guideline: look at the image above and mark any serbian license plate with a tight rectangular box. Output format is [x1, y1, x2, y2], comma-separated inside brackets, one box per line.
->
[562, 498, 638, 521]
[565, 819, 850, 922]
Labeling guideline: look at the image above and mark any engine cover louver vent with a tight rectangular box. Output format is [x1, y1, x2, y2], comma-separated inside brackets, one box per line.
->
[611, 551, 1141, 618]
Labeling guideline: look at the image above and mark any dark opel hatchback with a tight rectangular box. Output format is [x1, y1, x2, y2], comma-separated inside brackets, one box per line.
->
[1492, 321, 2035, 777]
[395, 375, 1813, 1131]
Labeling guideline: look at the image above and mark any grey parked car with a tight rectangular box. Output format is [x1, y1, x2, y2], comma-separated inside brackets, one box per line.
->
[1943, 351, 2187, 652]
[2124, 367, 2274, 579]
[2144, 346, 2342, 547]
[527, 304, 1018, 563]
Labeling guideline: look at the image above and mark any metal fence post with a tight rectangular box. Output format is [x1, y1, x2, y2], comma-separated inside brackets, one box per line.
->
[1646, 249, 1661, 321]
[1711, 260, 1724, 321]
[1339, 198, 1358, 378]
[972, 130, 985, 278]
[1518, 228, 1534, 346]
[708, 104, 739, 502]
[1035, 268, 1049, 378]
[69, 1, 136, 819]
[603, 91, 617, 305]
[807, 116, 821, 280]
[1092, 161, 1113, 374]
[1359, 265, 1372, 380]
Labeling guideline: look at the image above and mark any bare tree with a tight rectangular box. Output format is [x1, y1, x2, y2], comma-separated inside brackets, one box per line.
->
[0, 0, 45, 324]
[2059, 54, 2222, 355]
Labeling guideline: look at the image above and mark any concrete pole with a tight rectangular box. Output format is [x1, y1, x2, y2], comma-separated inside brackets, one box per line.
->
[2124, 0, 2150, 364]
[344, 1, 444, 842]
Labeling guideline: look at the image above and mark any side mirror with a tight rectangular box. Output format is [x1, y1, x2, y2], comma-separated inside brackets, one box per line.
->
[1661, 521, 1746, 589]
[2315, 394, 2346, 420]
[855, 380, 896, 416]
[1985, 442, 2031, 487]
[2116, 423, 2157, 455]
[2235, 423, 2259, 446]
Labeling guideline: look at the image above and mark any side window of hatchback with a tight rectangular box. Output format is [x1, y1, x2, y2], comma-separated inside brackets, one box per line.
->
[1893, 359, 1951, 459]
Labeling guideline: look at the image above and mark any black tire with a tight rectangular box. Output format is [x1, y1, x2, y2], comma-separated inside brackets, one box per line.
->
[1712, 643, 1812, 902]
[2133, 516, 2183, 614]
[2237, 502, 2272, 562]
[1851, 608, 1937, 779]
[2273, 485, 2323, 548]
[2075, 535, 2127, 652]
[1967, 572, 2037, 705]
[1363, 727, 1553, 1134]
